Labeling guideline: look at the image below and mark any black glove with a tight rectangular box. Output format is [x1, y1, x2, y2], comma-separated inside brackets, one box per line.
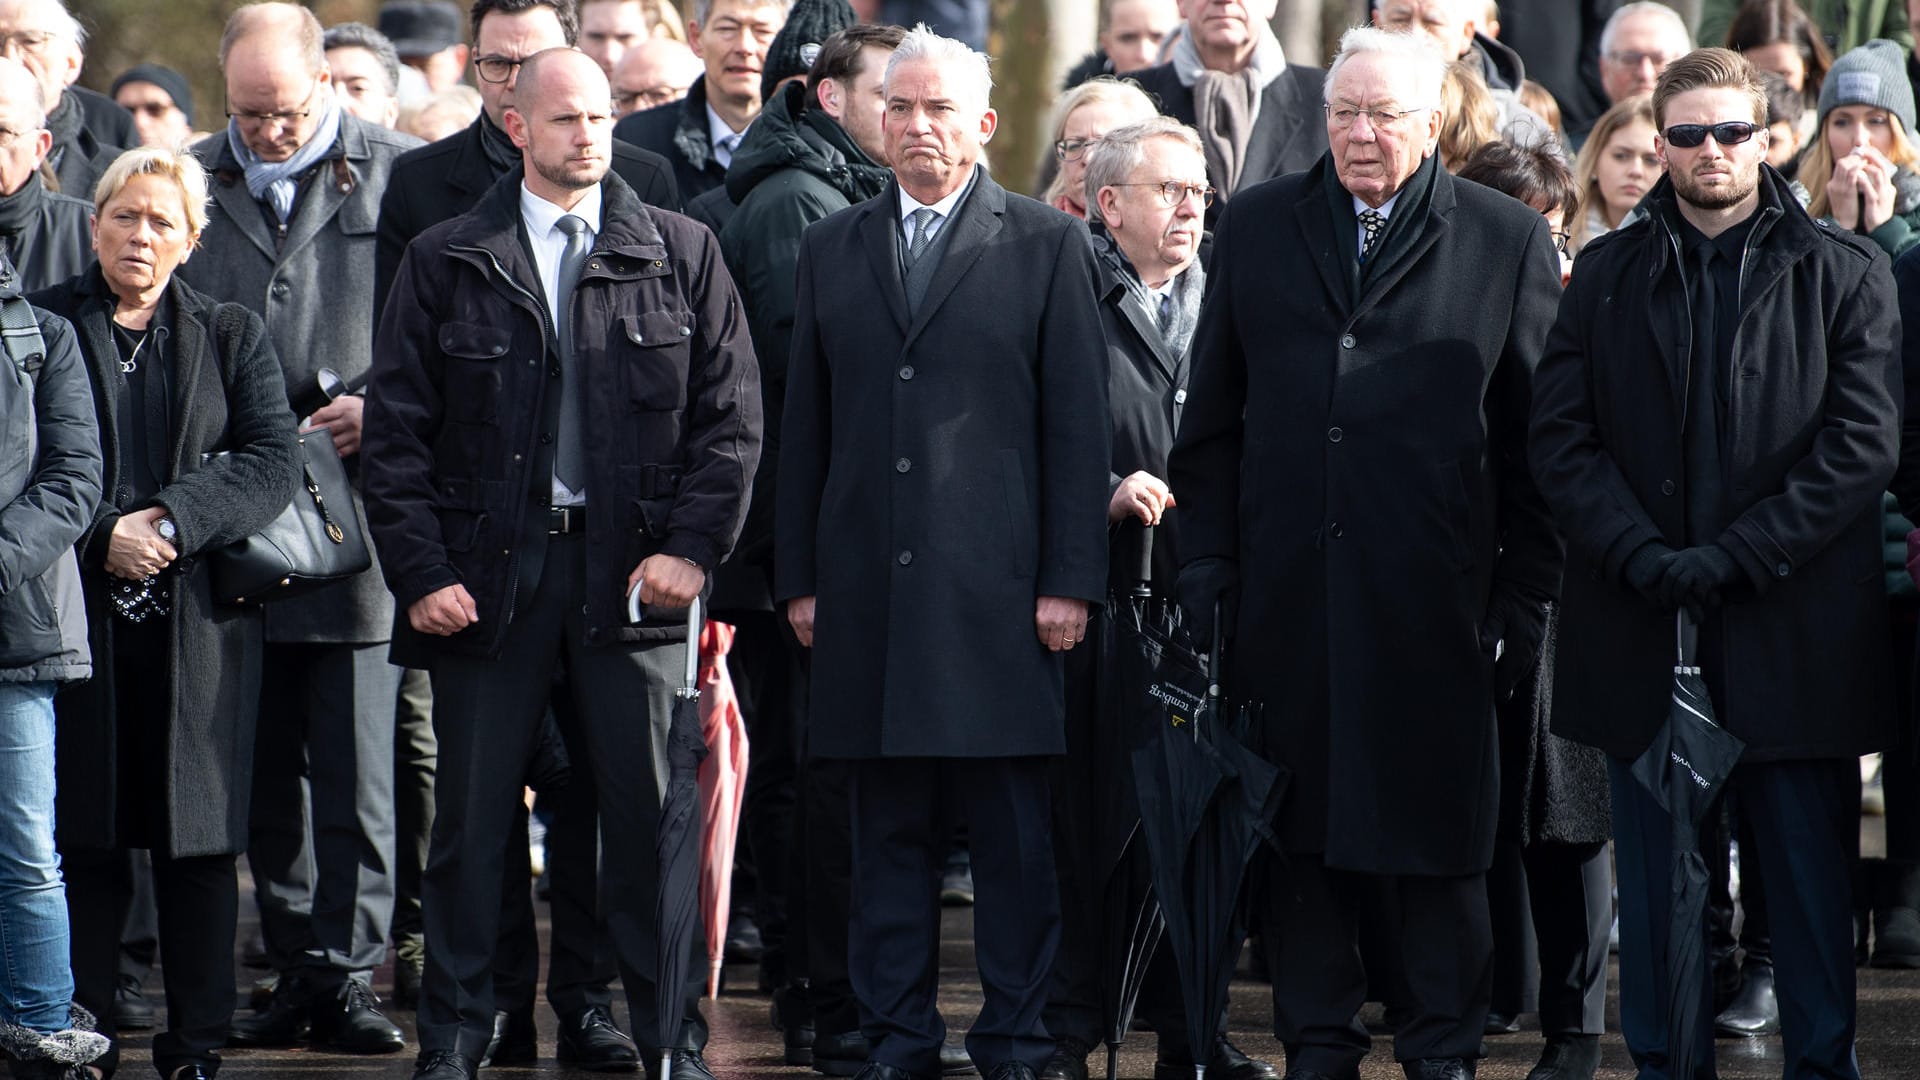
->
[1621, 542, 1680, 609]
[1480, 589, 1550, 703]
[1656, 544, 1743, 620]
[1176, 556, 1239, 650]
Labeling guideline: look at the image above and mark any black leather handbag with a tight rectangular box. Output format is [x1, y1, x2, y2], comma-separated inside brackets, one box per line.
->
[203, 426, 371, 604]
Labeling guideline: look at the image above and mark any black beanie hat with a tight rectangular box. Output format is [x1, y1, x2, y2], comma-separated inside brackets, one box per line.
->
[760, 0, 857, 104]
[110, 63, 195, 126]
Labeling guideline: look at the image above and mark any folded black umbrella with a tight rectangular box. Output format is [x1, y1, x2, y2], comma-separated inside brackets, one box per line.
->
[1126, 601, 1284, 1080]
[1628, 613, 1744, 1080]
[650, 595, 708, 1078]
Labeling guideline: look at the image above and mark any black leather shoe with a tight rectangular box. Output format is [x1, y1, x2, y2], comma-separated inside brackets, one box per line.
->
[1154, 1037, 1278, 1080]
[557, 1005, 640, 1071]
[1524, 1033, 1599, 1080]
[226, 978, 310, 1047]
[813, 1028, 871, 1077]
[114, 976, 156, 1031]
[853, 1066, 926, 1080]
[771, 987, 816, 1066]
[412, 1050, 477, 1080]
[165, 1068, 214, 1080]
[1402, 1060, 1474, 1080]
[1040, 1036, 1090, 1080]
[941, 1042, 979, 1075]
[481, 1007, 538, 1066]
[310, 978, 405, 1054]
[1714, 964, 1780, 1037]
[659, 1048, 717, 1080]
[1485, 1012, 1520, 1035]
[983, 1065, 1036, 1080]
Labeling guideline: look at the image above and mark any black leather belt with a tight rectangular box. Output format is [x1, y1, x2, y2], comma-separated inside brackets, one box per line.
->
[548, 506, 588, 534]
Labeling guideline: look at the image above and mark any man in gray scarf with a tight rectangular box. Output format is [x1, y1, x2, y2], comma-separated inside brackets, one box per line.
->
[182, 1, 422, 1056]
[1128, 0, 1328, 210]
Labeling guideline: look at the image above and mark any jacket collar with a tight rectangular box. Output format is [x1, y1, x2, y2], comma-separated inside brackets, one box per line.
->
[69, 264, 220, 474]
[1293, 152, 1458, 316]
[200, 115, 369, 262]
[1092, 227, 1184, 383]
[445, 165, 668, 273]
[856, 164, 1005, 345]
[1638, 165, 1807, 288]
[672, 77, 719, 176]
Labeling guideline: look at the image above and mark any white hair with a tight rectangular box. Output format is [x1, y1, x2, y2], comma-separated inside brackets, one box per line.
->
[1324, 25, 1446, 107]
[27, 0, 82, 48]
[1599, 1, 1692, 60]
[884, 22, 993, 113]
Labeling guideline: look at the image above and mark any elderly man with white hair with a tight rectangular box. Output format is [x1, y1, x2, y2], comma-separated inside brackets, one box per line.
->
[0, 55, 88, 289]
[775, 23, 1110, 1080]
[1586, 2, 1695, 134]
[1168, 25, 1563, 1080]
[0, 0, 133, 195]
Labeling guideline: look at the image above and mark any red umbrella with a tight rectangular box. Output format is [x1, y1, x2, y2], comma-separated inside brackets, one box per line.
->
[697, 619, 750, 998]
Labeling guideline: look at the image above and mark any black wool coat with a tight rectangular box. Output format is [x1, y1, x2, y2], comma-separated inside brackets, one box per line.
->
[1531, 169, 1901, 763]
[1169, 158, 1564, 876]
[1127, 61, 1330, 206]
[373, 115, 680, 326]
[37, 268, 300, 857]
[365, 169, 761, 665]
[774, 168, 1112, 760]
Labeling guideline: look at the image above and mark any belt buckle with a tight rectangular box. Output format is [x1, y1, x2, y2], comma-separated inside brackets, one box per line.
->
[550, 506, 572, 535]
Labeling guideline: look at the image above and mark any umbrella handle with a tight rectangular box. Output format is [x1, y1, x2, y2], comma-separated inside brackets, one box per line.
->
[1674, 609, 1699, 674]
[681, 595, 703, 698]
[1131, 524, 1155, 598]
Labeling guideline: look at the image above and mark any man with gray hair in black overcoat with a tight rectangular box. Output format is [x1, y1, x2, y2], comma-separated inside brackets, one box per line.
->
[1169, 24, 1564, 1080]
[774, 23, 1111, 1080]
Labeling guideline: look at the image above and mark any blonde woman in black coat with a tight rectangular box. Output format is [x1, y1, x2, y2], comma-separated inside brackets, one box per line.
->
[39, 146, 297, 1080]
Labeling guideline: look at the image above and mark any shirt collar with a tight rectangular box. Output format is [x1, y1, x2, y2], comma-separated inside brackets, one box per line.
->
[898, 168, 974, 224]
[1352, 190, 1402, 220]
[520, 181, 604, 238]
[708, 104, 745, 150]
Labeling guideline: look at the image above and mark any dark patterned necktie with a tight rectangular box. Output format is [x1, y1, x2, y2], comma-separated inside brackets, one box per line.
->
[1358, 208, 1386, 262]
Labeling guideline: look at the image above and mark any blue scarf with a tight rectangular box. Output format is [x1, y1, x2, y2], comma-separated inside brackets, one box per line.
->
[226, 92, 343, 223]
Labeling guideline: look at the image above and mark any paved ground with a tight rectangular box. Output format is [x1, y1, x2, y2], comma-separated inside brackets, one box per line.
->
[99, 818, 1920, 1079]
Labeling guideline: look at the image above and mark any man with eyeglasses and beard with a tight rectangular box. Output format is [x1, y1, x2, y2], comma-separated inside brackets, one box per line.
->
[1169, 25, 1562, 1080]
[1533, 48, 1900, 1080]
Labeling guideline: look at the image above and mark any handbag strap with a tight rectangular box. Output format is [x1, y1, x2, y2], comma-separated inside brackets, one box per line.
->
[298, 435, 349, 546]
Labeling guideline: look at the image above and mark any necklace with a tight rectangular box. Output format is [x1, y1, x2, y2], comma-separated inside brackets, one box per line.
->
[117, 325, 150, 375]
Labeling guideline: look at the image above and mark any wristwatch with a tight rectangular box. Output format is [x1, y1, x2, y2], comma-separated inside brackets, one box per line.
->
[156, 516, 178, 544]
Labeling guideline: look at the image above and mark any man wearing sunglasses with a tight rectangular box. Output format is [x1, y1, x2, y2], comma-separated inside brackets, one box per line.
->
[1533, 48, 1900, 1080]
[1170, 25, 1562, 1080]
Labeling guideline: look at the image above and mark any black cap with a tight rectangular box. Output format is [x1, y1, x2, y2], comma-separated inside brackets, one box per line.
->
[379, 0, 464, 59]
[761, 0, 856, 104]
[110, 63, 194, 125]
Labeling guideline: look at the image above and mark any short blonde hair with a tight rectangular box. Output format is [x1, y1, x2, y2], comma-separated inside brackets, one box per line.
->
[1439, 60, 1500, 171]
[93, 146, 211, 241]
[1042, 76, 1158, 206]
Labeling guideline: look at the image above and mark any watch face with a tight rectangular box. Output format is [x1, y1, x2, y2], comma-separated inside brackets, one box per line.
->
[158, 518, 177, 541]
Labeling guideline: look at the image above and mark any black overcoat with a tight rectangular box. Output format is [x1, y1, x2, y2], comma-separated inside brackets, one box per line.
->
[1169, 158, 1564, 876]
[38, 268, 300, 857]
[1531, 170, 1900, 762]
[774, 168, 1112, 759]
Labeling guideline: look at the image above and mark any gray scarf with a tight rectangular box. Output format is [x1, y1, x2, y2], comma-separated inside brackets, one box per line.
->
[1098, 229, 1205, 359]
[226, 92, 343, 223]
[1172, 27, 1284, 195]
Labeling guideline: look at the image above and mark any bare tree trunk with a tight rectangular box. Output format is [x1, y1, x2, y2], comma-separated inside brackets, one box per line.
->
[988, 0, 1096, 199]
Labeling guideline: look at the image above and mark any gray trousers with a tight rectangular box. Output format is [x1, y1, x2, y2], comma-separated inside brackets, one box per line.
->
[418, 533, 706, 1059]
[249, 642, 401, 983]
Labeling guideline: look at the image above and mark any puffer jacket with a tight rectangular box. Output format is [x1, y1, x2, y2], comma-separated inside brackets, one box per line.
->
[0, 266, 102, 682]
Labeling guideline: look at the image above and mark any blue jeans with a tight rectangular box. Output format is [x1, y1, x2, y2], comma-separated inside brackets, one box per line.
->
[0, 681, 71, 1033]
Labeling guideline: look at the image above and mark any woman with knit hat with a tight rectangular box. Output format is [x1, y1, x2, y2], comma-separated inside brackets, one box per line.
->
[1799, 38, 1920, 255]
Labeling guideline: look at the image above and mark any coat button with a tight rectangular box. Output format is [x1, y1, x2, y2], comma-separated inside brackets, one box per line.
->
[1174, 388, 1186, 404]
[1660, 479, 1676, 495]
[898, 550, 913, 565]
[540, 432, 554, 444]
[1340, 333, 1356, 349]
[1776, 562, 1790, 577]
[680, 326, 691, 336]
[1329, 522, 1343, 538]
[895, 457, 911, 473]
[1327, 426, 1342, 443]
[271, 281, 290, 299]
[899, 365, 914, 380]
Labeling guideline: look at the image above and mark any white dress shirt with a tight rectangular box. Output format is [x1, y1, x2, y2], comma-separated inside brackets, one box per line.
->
[896, 175, 972, 248]
[518, 182, 604, 506]
[708, 105, 748, 169]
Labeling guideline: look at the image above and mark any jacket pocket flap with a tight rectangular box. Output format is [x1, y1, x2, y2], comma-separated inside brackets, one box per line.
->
[438, 322, 512, 359]
[622, 311, 695, 347]
[434, 477, 505, 510]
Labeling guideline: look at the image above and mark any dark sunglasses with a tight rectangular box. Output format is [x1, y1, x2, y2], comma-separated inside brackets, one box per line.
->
[1663, 121, 1761, 148]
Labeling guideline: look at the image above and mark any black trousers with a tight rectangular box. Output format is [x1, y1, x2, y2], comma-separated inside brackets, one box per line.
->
[390, 666, 435, 958]
[1611, 757, 1858, 1080]
[68, 847, 238, 1077]
[849, 756, 1060, 1075]
[419, 534, 704, 1058]
[1488, 840, 1610, 1035]
[1264, 855, 1492, 1076]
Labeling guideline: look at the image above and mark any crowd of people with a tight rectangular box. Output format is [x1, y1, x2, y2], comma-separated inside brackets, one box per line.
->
[4, 1, 1920, 1080]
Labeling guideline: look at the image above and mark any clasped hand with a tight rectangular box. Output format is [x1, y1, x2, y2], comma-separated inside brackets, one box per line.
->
[105, 506, 177, 580]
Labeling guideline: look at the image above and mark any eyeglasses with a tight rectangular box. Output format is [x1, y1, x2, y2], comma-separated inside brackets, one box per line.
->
[1662, 121, 1761, 148]
[1550, 229, 1571, 255]
[0, 30, 58, 57]
[474, 54, 529, 84]
[1113, 180, 1215, 208]
[1324, 103, 1431, 130]
[1606, 49, 1674, 69]
[0, 124, 38, 148]
[615, 84, 690, 112]
[225, 77, 321, 127]
[1055, 137, 1096, 161]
